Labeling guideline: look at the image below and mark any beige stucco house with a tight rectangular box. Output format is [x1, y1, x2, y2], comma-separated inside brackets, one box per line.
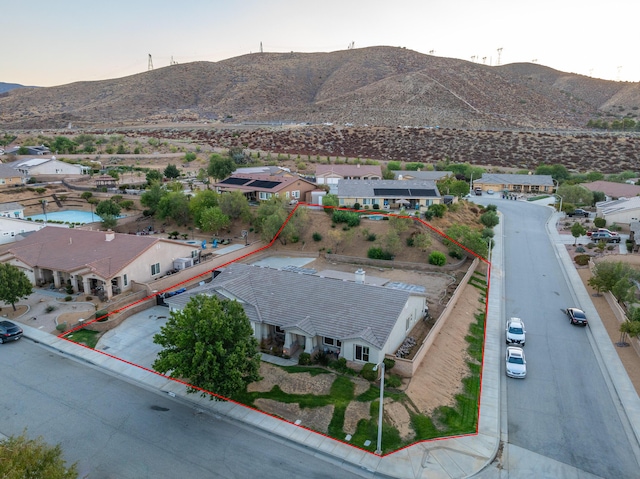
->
[473, 173, 555, 194]
[336, 179, 441, 212]
[213, 174, 317, 203]
[0, 227, 201, 299]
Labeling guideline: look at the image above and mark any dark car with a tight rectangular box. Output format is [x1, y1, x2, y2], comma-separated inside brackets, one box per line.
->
[567, 209, 590, 217]
[0, 320, 23, 343]
[566, 307, 588, 326]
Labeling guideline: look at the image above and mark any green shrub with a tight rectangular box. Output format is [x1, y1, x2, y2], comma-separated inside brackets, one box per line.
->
[332, 210, 361, 227]
[312, 232, 322, 242]
[386, 374, 402, 388]
[406, 237, 415, 247]
[367, 247, 393, 260]
[65, 295, 73, 302]
[367, 233, 377, 241]
[55, 322, 67, 332]
[95, 309, 108, 320]
[329, 357, 351, 374]
[424, 210, 434, 220]
[361, 363, 378, 381]
[575, 246, 586, 253]
[298, 352, 311, 365]
[314, 350, 330, 366]
[594, 217, 606, 228]
[45, 305, 56, 313]
[574, 254, 591, 266]
[353, 202, 361, 210]
[449, 249, 464, 259]
[373, 204, 380, 210]
[429, 251, 447, 266]
[383, 358, 396, 371]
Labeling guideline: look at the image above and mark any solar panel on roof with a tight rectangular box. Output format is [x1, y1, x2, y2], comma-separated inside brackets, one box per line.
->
[373, 188, 412, 196]
[220, 177, 251, 185]
[408, 189, 437, 196]
[249, 180, 281, 189]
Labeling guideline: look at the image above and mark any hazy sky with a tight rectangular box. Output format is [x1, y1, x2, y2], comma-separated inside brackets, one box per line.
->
[5, 0, 639, 87]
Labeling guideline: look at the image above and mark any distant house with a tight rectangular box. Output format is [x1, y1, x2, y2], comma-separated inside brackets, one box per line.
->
[393, 170, 451, 182]
[582, 180, 640, 201]
[165, 263, 427, 365]
[213, 174, 317, 203]
[337, 179, 441, 212]
[0, 202, 24, 219]
[595, 197, 640, 226]
[0, 216, 45, 245]
[0, 163, 28, 188]
[7, 157, 90, 176]
[233, 166, 293, 177]
[4, 145, 51, 156]
[473, 174, 554, 194]
[315, 164, 382, 187]
[0, 227, 201, 299]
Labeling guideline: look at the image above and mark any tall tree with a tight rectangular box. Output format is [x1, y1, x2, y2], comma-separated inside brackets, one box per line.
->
[156, 191, 190, 225]
[95, 199, 121, 219]
[153, 295, 261, 400]
[0, 263, 33, 311]
[570, 222, 587, 246]
[145, 169, 163, 185]
[218, 190, 251, 220]
[189, 190, 219, 226]
[141, 183, 167, 215]
[199, 206, 230, 234]
[207, 155, 235, 181]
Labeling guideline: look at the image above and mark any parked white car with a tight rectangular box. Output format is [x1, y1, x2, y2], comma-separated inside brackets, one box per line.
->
[505, 317, 526, 346]
[505, 346, 527, 378]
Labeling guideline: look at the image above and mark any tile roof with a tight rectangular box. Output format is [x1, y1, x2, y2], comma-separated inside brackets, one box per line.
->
[0, 163, 26, 179]
[0, 202, 23, 211]
[393, 170, 450, 181]
[315, 164, 382, 178]
[598, 196, 640, 215]
[337, 179, 440, 198]
[582, 181, 640, 199]
[4, 226, 164, 279]
[166, 263, 420, 348]
[213, 174, 315, 192]
[474, 173, 554, 186]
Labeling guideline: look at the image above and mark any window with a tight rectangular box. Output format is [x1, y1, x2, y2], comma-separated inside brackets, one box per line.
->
[292, 190, 300, 199]
[151, 263, 160, 275]
[355, 345, 369, 362]
[323, 337, 342, 347]
[285, 191, 290, 198]
[259, 192, 272, 200]
[123, 274, 128, 286]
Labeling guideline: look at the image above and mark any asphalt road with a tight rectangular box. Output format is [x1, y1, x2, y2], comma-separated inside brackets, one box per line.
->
[496, 199, 639, 478]
[0, 340, 371, 479]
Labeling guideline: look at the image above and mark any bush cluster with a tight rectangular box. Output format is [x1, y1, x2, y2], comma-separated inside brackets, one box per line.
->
[367, 247, 394, 260]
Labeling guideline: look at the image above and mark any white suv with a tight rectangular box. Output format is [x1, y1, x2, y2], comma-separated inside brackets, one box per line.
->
[505, 317, 526, 346]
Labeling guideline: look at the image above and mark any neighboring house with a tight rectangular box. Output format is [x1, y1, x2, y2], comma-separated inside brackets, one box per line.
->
[582, 180, 640, 200]
[0, 163, 28, 188]
[3, 145, 51, 156]
[213, 174, 317, 203]
[0, 202, 25, 219]
[315, 165, 382, 187]
[629, 222, 640, 252]
[0, 227, 201, 299]
[595, 197, 640, 226]
[393, 170, 451, 182]
[0, 217, 45, 245]
[165, 263, 427, 365]
[8, 157, 90, 176]
[336, 179, 441, 212]
[473, 174, 554, 194]
[233, 166, 293, 177]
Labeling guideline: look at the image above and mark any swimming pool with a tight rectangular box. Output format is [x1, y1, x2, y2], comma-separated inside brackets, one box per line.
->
[364, 214, 386, 220]
[27, 210, 125, 224]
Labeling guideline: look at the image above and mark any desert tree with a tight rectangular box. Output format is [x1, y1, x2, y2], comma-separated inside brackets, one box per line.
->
[570, 222, 587, 246]
[207, 154, 235, 181]
[0, 263, 33, 311]
[153, 295, 261, 400]
[164, 163, 180, 179]
[0, 431, 78, 479]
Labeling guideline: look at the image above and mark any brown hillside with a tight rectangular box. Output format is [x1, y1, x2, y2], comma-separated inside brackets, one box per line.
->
[2, 46, 639, 130]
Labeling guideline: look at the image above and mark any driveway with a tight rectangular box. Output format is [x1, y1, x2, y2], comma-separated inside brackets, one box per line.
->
[95, 306, 169, 369]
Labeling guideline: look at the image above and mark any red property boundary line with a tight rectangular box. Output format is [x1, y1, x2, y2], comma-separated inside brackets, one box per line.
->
[58, 202, 491, 457]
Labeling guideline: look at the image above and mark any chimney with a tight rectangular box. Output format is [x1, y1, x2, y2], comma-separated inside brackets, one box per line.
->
[105, 230, 115, 242]
[355, 269, 365, 284]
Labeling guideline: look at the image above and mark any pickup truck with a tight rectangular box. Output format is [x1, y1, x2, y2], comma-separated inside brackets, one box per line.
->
[567, 209, 590, 217]
[590, 232, 621, 243]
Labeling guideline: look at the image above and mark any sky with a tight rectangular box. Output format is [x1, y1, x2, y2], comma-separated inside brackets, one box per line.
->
[5, 0, 639, 87]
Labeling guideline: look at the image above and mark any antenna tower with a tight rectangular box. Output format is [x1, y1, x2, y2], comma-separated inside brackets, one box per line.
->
[148, 54, 153, 71]
[260, 41, 263, 53]
[496, 47, 503, 66]
[170, 56, 178, 66]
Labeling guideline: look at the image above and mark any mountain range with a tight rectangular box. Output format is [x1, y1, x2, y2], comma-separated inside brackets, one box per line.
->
[1, 46, 639, 130]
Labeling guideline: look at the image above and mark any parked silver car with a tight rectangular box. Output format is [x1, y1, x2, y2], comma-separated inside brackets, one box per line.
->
[505, 346, 527, 378]
[505, 317, 526, 346]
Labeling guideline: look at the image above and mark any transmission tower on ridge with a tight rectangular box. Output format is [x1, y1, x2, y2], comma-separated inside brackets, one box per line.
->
[260, 42, 263, 53]
[148, 54, 153, 71]
[347, 41, 355, 50]
[496, 47, 503, 66]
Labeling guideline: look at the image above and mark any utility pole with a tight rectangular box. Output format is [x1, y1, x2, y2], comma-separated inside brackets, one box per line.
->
[496, 47, 503, 66]
[148, 54, 153, 71]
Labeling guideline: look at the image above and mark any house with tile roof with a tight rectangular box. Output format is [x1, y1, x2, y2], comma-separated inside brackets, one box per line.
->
[0, 227, 201, 299]
[336, 179, 441, 212]
[213, 174, 316, 203]
[165, 263, 427, 365]
[582, 180, 640, 200]
[3, 145, 51, 156]
[0, 163, 27, 188]
[473, 173, 554, 194]
[315, 164, 382, 187]
[392, 170, 451, 182]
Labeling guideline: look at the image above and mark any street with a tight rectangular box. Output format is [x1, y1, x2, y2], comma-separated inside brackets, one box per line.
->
[0, 340, 371, 479]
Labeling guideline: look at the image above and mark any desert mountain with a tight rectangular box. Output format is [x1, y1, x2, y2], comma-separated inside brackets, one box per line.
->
[1, 46, 639, 130]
